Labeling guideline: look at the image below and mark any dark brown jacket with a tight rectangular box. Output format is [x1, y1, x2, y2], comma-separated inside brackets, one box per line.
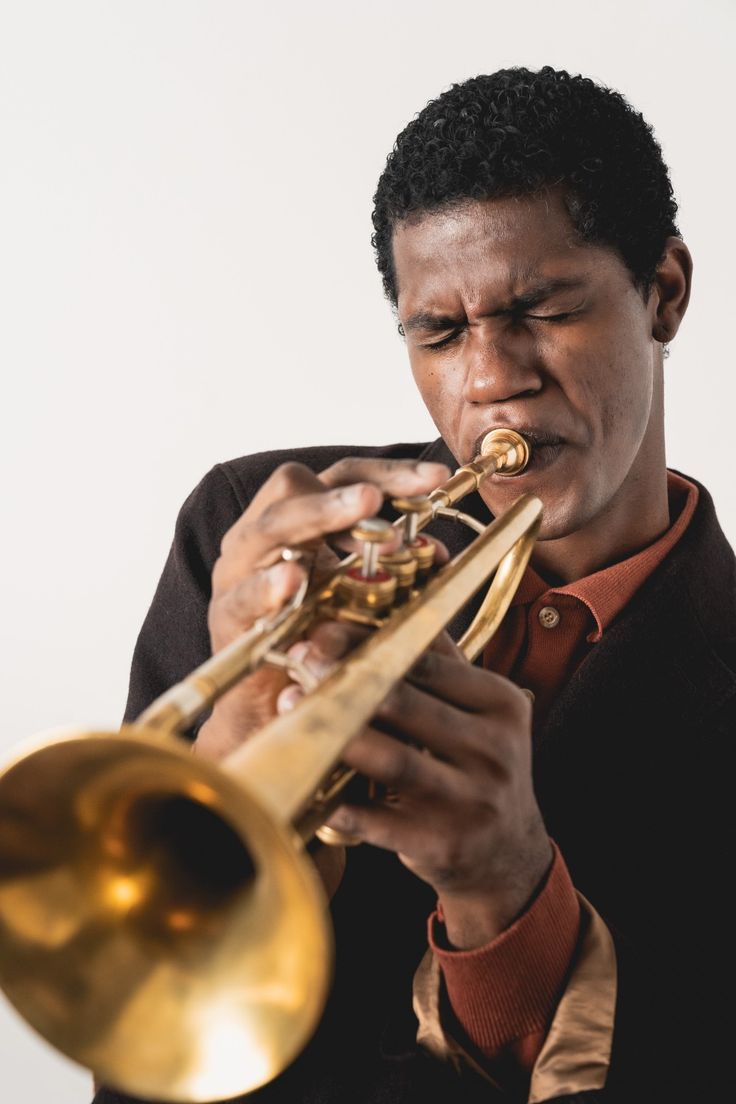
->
[95, 438, 736, 1104]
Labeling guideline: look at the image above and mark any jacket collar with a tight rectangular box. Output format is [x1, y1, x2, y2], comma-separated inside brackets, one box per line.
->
[535, 475, 736, 761]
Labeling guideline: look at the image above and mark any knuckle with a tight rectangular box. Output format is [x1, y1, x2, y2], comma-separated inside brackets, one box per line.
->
[328, 457, 387, 478]
[256, 499, 294, 541]
[325, 458, 355, 481]
[389, 744, 416, 788]
[383, 683, 408, 714]
[270, 461, 311, 495]
[412, 650, 435, 681]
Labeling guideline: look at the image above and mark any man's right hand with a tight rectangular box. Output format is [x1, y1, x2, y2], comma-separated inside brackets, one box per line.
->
[194, 456, 450, 764]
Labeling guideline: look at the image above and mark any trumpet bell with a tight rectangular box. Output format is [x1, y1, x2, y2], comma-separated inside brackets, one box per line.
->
[0, 726, 331, 1102]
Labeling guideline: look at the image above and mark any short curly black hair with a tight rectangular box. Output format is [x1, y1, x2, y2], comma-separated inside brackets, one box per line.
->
[372, 67, 679, 304]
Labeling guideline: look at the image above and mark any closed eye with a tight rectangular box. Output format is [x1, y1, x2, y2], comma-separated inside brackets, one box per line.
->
[421, 330, 463, 351]
[523, 309, 581, 323]
[419, 306, 583, 348]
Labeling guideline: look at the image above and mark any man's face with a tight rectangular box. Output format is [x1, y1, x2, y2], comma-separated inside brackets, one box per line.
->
[393, 193, 664, 544]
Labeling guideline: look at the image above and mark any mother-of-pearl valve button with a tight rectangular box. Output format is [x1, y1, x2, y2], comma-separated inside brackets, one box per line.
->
[538, 605, 561, 629]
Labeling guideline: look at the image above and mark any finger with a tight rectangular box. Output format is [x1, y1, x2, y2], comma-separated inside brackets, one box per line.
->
[319, 457, 449, 496]
[306, 619, 368, 658]
[284, 619, 368, 683]
[277, 683, 305, 713]
[326, 800, 455, 866]
[285, 639, 338, 683]
[243, 461, 326, 521]
[408, 648, 529, 715]
[325, 801, 408, 852]
[377, 681, 512, 772]
[209, 560, 306, 643]
[340, 726, 459, 795]
[216, 482, 383, 586]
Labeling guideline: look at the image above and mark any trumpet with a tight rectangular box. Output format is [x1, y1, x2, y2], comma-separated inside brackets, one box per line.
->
[0, 429, 541, 1103]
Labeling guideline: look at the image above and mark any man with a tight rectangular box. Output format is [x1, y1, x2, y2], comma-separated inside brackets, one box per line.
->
[95, 68, 734, 1102]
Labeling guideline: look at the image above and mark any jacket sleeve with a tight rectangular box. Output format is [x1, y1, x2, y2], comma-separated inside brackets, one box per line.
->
[122, 463, 247, 724]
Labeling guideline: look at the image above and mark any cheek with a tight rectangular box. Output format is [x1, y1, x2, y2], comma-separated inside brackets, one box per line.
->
[564, 334, 653, 441]
[598, 355, 653, 450]
[410, 357, 459, 428]
[568, 347, 655, 504]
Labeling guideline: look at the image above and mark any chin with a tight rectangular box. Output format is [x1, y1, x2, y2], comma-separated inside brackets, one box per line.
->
[491, 487, 584, 544]
[482, 476, 573, 530]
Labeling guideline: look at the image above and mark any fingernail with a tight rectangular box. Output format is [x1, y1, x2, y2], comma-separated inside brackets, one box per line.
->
[341, 484, 366, 506]
[278, 686, 304, 713]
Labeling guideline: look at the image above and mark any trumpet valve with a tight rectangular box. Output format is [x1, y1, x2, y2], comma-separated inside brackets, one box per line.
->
[392, 496, 437, 580]
[336, 519, 397, 612]
[378, 547, 417, 601]
[391, 494, 431, 544]
[407, 535, 436, 580]
[351, 518, 395, 578]
[337, 569, 396, 612]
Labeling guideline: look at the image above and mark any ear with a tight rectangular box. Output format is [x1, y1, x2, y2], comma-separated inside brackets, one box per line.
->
[649, 236, 693, 344]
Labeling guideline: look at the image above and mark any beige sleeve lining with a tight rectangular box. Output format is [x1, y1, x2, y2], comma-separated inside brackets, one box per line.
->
[413, 892, 617, 1102]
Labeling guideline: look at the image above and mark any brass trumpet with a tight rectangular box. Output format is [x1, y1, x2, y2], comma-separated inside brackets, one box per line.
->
[0, 430, 541, 1102]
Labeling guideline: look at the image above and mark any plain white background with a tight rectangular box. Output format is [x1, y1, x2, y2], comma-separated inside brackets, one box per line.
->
[1, 0, 734, 1098]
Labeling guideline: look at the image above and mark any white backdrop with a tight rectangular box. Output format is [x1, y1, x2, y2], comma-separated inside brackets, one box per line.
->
[1, 1, 734, 1099]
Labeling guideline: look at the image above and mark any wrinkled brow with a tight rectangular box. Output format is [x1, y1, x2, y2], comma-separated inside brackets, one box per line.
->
[403, 276, 588, 333]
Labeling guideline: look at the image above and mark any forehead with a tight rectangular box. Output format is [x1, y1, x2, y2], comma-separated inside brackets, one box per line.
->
[392, 193, 613, 312]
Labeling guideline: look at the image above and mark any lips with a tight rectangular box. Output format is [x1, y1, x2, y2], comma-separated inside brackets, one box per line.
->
[471, 425, 567, 468]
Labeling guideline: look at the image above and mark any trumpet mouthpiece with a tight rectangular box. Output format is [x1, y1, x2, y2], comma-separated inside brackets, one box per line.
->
[479, 429, 530, 475]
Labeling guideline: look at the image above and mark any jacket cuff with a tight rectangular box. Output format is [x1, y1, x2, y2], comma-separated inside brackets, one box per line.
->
[429, 841, 580, 1054]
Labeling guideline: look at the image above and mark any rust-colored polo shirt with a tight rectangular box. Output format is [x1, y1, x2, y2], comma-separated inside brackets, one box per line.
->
[430, 472, 699, 1071]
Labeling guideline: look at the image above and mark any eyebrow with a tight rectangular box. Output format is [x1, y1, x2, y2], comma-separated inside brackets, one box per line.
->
[403, 277, 588, 333]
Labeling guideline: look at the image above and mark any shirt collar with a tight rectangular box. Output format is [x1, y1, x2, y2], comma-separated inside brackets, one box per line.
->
[510, 472, 700, 642]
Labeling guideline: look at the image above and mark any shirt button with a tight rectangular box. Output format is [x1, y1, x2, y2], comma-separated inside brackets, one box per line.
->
[538, 605, 561, 629]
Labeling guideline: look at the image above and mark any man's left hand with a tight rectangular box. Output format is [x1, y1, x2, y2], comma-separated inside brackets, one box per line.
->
[280, 623, 553, 950]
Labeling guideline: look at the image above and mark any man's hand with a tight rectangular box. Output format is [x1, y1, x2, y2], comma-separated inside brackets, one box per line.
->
[281, 623, 552, 949]
[194, 455, 449, 763]
[193, 456, 449, 899]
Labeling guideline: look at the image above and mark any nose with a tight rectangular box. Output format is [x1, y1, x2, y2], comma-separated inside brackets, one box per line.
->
[462, 320, 543, 406]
